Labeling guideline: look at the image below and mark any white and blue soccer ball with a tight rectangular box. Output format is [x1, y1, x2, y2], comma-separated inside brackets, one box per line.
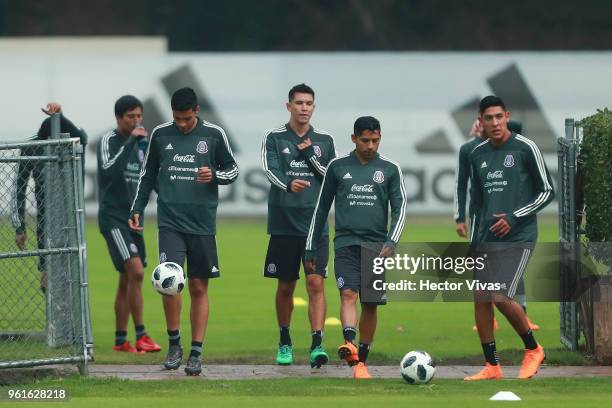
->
[400, 350, 436, 384]
[151, 262, 185, 296]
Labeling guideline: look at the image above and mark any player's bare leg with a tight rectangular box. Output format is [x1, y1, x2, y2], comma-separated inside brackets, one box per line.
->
[306, 274, 328, 367]
[352, 303, 377, 379]
[306, 274, 325, 332]
[115, 273, 130, 333]
[494, 293, 545, 379]
[276, 280, 296, 328]
[338, 289, 359, 366]
[184, 278, 209, 376]
[274, 280, 296, 365]
[189, 278, 209, 343]
[125, 257, 144, 328]
[465, 291, 503, 380]
[124, 257, 160, 352]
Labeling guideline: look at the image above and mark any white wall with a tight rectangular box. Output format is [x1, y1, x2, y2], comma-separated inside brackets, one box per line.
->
[2, 51, 608, 215]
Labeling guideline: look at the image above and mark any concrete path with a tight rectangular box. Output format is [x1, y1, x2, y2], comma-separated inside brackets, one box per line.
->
[89, 364, 612, 381]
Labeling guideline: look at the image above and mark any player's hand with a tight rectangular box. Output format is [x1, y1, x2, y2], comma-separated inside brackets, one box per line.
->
[41, 103, 62, 115]
[128, 213, 143, 232]
[379, 243, 395, 258]
[490, 213, 511, 238]
[305, 259, 316, 274]
[197, 166, 213, 183]
[15, 232, 27, 250]
[297, 137, 312, 151]
[131, 126, 148, 138]
[290, 179, 310, 192]
[456, 222, 468, 238]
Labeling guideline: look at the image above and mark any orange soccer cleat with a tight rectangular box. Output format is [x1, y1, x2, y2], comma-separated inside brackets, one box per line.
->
[337, 341, 359, 366]
[464, 363, 503, 381]
[112, 341, 144, 354]
[519, 344, 545, 379]
[353, 362, 372, 379]
[136, 335, 162, 352]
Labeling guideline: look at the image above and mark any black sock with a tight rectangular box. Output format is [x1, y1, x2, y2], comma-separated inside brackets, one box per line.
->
[279, 326, 292, 346]
[521, 329, 538, 350]
[310, 330, 323, 351]
[115, 331, 127, 346]
[481, 341, 498, 365]
[358, 343, 370, 363]
[189, 341, 203, 358]
[343, 327, 356, 343]
[135, 325, 146, 340]
[167, 329, 180, 347]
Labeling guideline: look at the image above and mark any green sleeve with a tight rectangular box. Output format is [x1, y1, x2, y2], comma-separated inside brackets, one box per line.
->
[261, 132, 291, 191]
[301, 137, 336, 177]
[97, 134, 137, 180]
[130, 132, 159, 217]
[454, 144, 470, 223]
[214, 129, 239, 185]
[508, 142, 555, 227]
[304, 162, 338, 259]
[386, 164, 407, 245]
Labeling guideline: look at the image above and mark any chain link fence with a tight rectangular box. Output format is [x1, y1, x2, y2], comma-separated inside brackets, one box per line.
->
[558, 119, 581, 351]
[0, 131, 92, 374]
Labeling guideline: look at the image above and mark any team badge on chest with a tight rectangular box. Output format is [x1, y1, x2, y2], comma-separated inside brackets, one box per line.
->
[503, 154, 515, 168]
[313, 145, 322, 157]
[196, 141, 208, 154]
[373, 170, 385, 183]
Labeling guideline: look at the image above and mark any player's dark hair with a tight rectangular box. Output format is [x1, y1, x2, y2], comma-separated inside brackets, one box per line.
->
[114, 95, 143, 117]
[288, 83, 315, 101]
[354, 116, 381, 136]
[507, 120, 523, 134]
[479, 95, 506, 114]
[171, 87, 198, 111]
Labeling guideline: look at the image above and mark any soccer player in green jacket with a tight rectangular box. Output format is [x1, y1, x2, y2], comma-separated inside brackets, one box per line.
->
[305, 116, 407, 379]
[98, 95, 161, 354]
[261, 84, 336, 367]
[455, 120, 539, 332]
[129, 87, 239, 376]
[464, 96, 553, 381]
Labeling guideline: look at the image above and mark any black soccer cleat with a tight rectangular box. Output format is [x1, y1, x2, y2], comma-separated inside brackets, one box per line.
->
[163, 345, 183, 370]
[184, 355, 202, 376]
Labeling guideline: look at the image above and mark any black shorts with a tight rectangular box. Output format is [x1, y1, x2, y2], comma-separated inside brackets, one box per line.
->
[263, 235, 329, 281]
[158, 227, 219, 279]
[102, 228, 147, 273]
[474, 247, 532, 300]
[334, 244, 386, 305]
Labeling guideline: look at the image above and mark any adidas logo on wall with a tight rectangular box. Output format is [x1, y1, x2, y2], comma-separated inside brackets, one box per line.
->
[414, 64, 556, 155]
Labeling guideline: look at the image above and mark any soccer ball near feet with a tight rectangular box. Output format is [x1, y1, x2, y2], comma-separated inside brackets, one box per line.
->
[151, 262, 185, 296]
[400, 350, 436, 384]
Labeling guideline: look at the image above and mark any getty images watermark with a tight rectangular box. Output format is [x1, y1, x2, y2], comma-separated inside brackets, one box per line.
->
[357, 242, 611, 303]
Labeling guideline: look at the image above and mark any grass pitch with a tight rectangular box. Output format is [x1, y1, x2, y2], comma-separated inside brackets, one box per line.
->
[2, 377, 612, 408]
[84, 218, 586, 366]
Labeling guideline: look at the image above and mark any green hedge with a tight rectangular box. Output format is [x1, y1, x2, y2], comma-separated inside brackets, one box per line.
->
[579, 108, 612, 266]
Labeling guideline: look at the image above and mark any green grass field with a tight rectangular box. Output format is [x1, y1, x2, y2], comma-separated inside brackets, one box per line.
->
[3, 377, 612, 408]
[83, 217, 587, 366]
[4, 217, 611, 407]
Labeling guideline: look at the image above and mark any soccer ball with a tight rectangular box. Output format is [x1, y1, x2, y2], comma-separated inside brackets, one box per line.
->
[400, 350, 436, 384]
[151, 262, 185, 296]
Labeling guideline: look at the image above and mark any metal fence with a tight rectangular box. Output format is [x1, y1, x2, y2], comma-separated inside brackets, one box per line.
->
[558, 119, 581, 351]
[0, 133, 92, 374]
